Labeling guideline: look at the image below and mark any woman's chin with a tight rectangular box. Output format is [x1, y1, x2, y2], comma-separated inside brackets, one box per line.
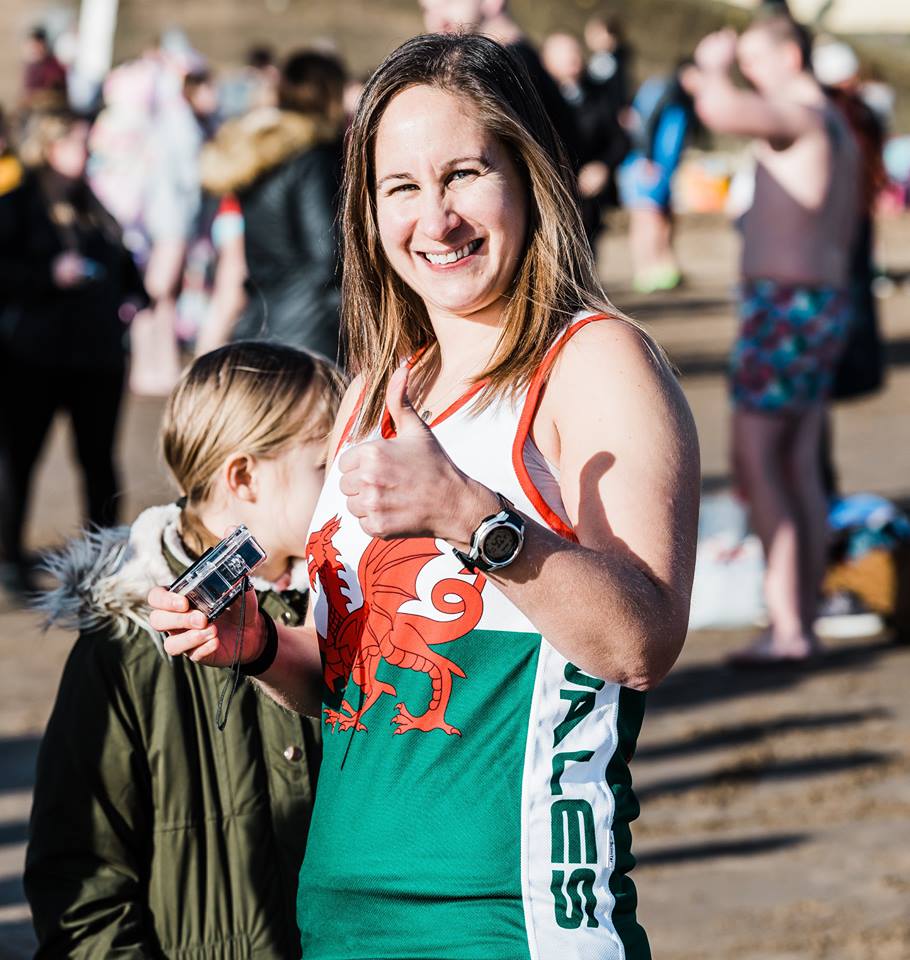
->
[422, 292, 507, 323]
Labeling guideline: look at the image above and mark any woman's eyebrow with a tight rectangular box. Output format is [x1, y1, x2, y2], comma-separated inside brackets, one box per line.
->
[444, 154, 489, 168]
[376, 154, 491, 189]
[376, 171, 414, 188]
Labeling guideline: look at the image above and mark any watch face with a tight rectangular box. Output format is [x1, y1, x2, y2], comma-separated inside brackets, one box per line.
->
[483, 525, 520, 563]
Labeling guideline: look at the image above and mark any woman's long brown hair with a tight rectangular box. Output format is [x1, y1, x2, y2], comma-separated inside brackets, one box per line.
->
[341, 33, 639, 438]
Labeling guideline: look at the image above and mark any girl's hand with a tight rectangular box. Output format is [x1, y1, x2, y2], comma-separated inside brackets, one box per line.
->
[147, 586, 266, 667]
[337, 365, 496, 544]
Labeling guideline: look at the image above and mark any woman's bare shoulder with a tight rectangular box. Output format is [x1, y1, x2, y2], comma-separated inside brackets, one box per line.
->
[549, 315, 678, 408]
[327, 373, 366, 456]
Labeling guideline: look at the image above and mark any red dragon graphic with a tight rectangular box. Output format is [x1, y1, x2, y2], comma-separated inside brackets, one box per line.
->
[305, 516, 486, 736]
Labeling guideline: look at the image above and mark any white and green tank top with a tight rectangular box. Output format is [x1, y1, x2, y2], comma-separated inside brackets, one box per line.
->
[298, 315, 650, 959]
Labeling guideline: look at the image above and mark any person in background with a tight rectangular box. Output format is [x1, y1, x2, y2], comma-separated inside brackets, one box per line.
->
[0, 107, 24, 197]
[684, 12, 860, 664]
[542, 31, 629, 247]
[0, 108, 25, 602]
[195, 192, 248, 356]
[343, 74, 370, 127]
[857, 64, 895, 134]
[419, 0, 581, 167]
[129, 66, 218, 395]
[583, 13, 633, 118]
[200, 51, 346, 359]
[812, 40, 888, 495]
[218, 44, 280, 120]
[20, 26, 67, 113]
[618, 62, 695, 293]
[26, 341, 343, 958]
[0, 111, 146, 599]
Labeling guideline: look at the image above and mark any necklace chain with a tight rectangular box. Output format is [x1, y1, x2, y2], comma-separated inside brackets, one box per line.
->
[416, 376, 477, 423]
[414, 366, 479, 424]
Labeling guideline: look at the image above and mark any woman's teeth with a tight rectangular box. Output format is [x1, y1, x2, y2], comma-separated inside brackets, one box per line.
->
[422, 238, 482, 265]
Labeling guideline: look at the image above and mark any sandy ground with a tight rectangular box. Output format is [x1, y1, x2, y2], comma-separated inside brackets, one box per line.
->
[1, 213, 908, 959]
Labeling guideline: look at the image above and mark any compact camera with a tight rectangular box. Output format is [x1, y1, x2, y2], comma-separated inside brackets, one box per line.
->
[168, 525, 267, 621]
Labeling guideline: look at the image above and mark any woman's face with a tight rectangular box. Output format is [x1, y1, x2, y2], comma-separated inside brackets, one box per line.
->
[373, 85, 528, 327]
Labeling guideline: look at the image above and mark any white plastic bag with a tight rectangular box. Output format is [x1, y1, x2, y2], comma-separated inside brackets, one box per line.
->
[688, 494, 766, 630]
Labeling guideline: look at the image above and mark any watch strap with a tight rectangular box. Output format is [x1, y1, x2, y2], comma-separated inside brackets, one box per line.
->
[453, 492, 524, 573]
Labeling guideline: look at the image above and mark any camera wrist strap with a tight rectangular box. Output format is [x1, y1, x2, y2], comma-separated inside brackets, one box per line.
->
[214, 576, 249, 731]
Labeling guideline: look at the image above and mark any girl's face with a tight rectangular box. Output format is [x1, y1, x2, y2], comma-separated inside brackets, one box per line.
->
[373, 85, 528, 328]
[237, 438, 327, 586]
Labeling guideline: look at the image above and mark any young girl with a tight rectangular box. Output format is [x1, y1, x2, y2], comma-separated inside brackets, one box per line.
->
[26, 341, 344, 958]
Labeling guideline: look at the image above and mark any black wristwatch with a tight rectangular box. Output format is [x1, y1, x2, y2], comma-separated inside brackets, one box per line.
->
[452, 493, 525, 573]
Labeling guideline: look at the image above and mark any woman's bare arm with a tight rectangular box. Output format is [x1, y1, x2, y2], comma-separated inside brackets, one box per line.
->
[341, 322, 700, 690]
[482, 320, 700, 688]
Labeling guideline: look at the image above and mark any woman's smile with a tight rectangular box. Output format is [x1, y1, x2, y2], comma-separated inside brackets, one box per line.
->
[416, 237, 485, 268]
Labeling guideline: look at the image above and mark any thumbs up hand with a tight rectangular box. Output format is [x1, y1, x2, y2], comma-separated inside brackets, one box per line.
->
[384, 363, 431, 439]
[338, 365, 498, 544]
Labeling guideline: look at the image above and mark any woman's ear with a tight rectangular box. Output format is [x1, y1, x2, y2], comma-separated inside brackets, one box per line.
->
[224, 453, 258, 502]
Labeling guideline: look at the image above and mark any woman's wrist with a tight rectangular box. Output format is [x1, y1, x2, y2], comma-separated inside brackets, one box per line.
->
[444, 477, 501, 550]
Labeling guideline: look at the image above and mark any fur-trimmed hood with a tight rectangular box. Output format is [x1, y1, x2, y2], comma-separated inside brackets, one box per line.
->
[200, 107, 339, 196]
[36, 503, 309, 655]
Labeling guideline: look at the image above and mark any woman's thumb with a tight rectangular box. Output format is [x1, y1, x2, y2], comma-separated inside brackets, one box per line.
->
[385, 364, 425, 435]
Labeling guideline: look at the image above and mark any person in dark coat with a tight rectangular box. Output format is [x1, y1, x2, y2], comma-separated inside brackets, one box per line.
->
[0, 111, 146, 597]
[543, 31, 630, 245]
[583, 13, 634, 118]
[200, 51, 346, 360]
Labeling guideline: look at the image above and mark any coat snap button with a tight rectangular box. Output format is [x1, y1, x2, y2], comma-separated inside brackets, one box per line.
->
[283, 745, 303, 763]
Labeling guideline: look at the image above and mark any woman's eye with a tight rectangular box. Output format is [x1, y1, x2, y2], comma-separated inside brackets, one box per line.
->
[389, 183, 417, 195]
[449, 169, 478, 184]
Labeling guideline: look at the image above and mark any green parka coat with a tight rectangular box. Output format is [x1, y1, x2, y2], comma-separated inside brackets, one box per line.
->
[25, 504, 321, 958]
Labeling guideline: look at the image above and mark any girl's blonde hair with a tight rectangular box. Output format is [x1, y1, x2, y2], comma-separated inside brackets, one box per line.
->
[161, 342, 345, 547]
[341, 33, 653, 438]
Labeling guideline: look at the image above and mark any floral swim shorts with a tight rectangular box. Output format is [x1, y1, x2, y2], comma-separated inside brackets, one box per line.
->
[730, 279, 852, 414]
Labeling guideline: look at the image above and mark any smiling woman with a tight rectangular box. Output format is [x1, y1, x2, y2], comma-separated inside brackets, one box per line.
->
[147, 32, 700, 960]
[341, 36, 595, 433]
[371, 85, 528, 368]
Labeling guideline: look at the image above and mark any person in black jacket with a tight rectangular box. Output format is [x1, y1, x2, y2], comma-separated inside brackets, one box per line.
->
[543, 31, 630, 245]
[583, 14, 634, 119]
[0, 111, 146, 598]
[200, 51, 346, 360]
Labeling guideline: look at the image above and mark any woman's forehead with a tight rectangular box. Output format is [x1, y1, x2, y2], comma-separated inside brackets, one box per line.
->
[375, 85, 490, 163]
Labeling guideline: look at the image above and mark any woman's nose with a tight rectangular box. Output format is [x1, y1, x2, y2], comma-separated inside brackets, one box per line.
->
[417, 191, 460, 241]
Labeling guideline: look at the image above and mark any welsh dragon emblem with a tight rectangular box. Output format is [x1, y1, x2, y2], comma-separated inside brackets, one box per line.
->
[306, 516, 486, 736]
